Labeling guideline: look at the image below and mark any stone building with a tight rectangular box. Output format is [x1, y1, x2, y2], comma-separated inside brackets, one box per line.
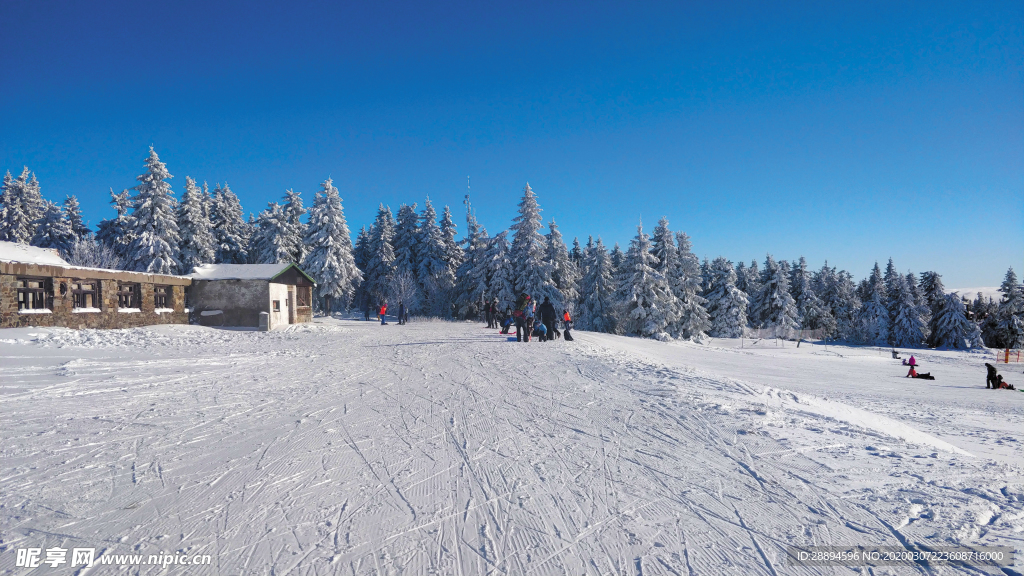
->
[189, 263, 315, 329]
[0, 241, 190, 329]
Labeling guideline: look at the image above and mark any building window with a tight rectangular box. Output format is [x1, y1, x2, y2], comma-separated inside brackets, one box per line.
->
[17, 278, 51, 310]
[273, 300, 281, 312]
[118, 283, 140, 308]
[296, 286, 312, 307]
[154, 285, 170, 309]
[71, 281, 98, 309]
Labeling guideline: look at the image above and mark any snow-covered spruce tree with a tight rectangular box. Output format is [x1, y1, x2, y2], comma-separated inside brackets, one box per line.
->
[673, 231, 710, 341]
[738, 261, 762, 320]
[579, 236, 618, 333]
[364, 204, 397, 307]
[416, 198, 456, 316]
[95, 188, 134, 261]
[302, 178, 361, 314]
[392, 204, 421, 306]
[789, 256, 834, 333]
[31, 200, 76, 256]
[63, 195, 90, 241]
[351, 225, 372, 312]
[931, 292, 977, 349]
[210, 183, 249, 264]
[281, 189, 307, 264]
[997, 267, 1024, 349]
[706, 257, 749, 338]
[66, 237, 124, 269]
[609, 242, 625, 274]
[700, 257, 712, 298]
[919, 271, 946, 346]
[439, 205, 462, 283]
[484, 231, 516, 310]
[617, 223, 679, 340]
[0, 168, 44, 243]
[125, 148, 180, 274]
[250, 202, 292, 264]
[455, 197, 490, 314]
[883, 258, 901, 319]
[570, 237, 583, 269]
[545, 219, 580, 311]
[889, 273, 927, 347]
[176, 176, 216, 273]
[509, 183, 560, 303]
[814, 263, 860, 340]
[857, 263, 890, 345]
[750, 255, 798, 334]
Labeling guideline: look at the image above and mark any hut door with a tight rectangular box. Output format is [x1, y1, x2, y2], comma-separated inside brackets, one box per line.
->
[288, 287, 296, 324]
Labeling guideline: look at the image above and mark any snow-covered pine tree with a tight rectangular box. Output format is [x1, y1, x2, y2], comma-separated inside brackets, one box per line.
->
[579, 236, 618, 333]
[919, 271, 946, 347]
[364, 204, 397, 307]
[176, 176, 216, 273]
[857, 263, 890, 345]
[484, 231, 516, 310]
[617, 222, 679, 339]
[509, 183, 560, 303]
[63, 195, 90, 241]
[700, 257, 712, 298]
[282, 189, 307, 264]
[545, 219, 580, 311]
[0, 168, 44, 243]
[996, 267, 1024, 349]
[351, 225, 372, 312]
[673, 232, 711, 341]
[125, 148, 180, 274]
[439, 205, 463, 283]
[95, 188, 134, 260]
[750, 255, 798, 334]
[210, 183, 249, 264]
[454, 196, 490, 314]
[814, 263, 860, 340]
[302, 178, 361, 313]
[706, 257, 749, 338]
[609, 243, 625, 273]
[250, 202, 292, 264]
[31, 200, 76, 256]
[789, 256, 834, 333]
[416, 198, 456, 316]
[392, 203, 421, 305]
[931, 292, 976, 349]
[570, 237, 583, 269]
[889, 273, 927, 347]
[734, 261, 750, 293]
[883, 257, 900, 319]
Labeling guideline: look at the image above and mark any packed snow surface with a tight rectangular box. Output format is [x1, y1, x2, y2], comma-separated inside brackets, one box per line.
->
[2, 320, 1022, 575]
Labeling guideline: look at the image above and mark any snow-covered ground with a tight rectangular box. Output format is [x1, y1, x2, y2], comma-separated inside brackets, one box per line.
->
[2, 320, 1022, 575]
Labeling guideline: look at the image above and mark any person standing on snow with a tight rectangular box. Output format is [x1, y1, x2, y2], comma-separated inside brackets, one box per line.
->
[397, 301, 406, 325]
[538, 297, 557, 342]
[562, 309, 574, 341]
[379, 301, 388, 325]
[513, 293, 531, 342]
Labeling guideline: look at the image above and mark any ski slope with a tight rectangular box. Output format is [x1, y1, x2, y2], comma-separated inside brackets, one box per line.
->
[1, 319, 1022, 575]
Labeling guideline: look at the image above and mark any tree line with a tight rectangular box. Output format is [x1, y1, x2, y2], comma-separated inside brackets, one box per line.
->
[2, 148, 1022, 349]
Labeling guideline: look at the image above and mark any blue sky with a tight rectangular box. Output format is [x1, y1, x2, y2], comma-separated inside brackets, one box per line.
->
[1, 0, 1020, 287]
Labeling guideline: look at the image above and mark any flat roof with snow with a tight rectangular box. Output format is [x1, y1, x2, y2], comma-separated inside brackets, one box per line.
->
[191, 263, 315, 284]
[0, 241, 70, 266]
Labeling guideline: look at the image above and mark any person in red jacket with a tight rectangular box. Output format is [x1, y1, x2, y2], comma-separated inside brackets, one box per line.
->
[379, 302, 388, 325]
[562, 309, 574, 341]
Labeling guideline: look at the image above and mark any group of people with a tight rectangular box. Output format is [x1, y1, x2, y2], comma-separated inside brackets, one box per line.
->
[494, 293, 573, 343]
[902, 355, 936, 380]
[986, 363, 1017, 390]
[364, 301, 408, 325]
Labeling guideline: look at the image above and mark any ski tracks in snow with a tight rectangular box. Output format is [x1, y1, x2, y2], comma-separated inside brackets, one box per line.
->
[1, 320, 1022, 575]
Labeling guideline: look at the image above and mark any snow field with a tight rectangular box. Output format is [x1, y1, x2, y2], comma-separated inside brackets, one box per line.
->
[1, 320, 1022, 575]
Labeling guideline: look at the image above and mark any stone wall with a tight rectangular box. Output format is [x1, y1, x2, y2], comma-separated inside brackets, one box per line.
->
[0, 273, 188, 329]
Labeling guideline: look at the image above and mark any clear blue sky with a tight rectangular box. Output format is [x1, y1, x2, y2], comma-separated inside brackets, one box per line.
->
[1, 0, 1020, 287]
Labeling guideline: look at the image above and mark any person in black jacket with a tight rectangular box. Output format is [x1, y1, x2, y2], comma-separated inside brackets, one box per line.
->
[985, 363, 999, 388]
[538, 296, 557, 342]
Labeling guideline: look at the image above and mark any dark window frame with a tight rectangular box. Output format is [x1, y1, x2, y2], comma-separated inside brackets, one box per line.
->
[273, 300, 281, 312]
[16, 277, 52, 310]
[296, 286, 312, 308]
[118, 282, 140, 309]
[71, 280, 99, 309]
[154, 285, 170, 309]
